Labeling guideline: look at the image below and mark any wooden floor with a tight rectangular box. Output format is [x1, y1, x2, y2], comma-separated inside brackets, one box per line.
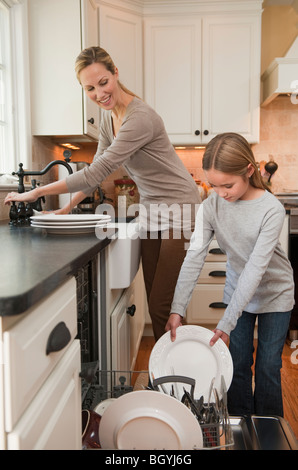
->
[134, 335, 298, 441]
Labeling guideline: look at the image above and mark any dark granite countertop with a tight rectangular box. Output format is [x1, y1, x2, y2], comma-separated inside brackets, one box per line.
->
[0, 221, 111, 316]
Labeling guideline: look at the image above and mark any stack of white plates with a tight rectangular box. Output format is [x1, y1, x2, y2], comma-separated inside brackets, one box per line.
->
[30, 214, 111, 235]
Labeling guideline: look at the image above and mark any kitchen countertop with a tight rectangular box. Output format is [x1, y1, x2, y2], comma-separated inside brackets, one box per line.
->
[0, 220, 111, 317]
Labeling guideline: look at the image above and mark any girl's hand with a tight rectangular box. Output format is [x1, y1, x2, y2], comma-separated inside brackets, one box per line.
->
[165, 313, 183, 342]
[4, 189, 39, 205]
[209, 328, 229, 346]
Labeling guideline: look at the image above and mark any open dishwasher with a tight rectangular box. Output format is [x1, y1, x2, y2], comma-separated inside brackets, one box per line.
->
[80, 365, 297, 450]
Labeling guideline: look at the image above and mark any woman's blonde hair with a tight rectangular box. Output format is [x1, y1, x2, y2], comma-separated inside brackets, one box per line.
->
[202, 132, 270, 192]
[75, 46, 138, 98]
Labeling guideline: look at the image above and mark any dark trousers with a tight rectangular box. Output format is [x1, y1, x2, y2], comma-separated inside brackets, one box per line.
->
[141, 231, 188, 341]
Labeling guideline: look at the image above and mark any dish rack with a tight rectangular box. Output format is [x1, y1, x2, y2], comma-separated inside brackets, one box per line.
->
[80, 362, 234, 450]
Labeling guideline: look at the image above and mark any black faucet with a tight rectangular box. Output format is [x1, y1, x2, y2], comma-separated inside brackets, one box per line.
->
[9, 160, 73, 226]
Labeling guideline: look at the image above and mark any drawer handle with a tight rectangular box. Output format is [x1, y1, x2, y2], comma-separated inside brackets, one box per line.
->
[209, 270, 226, 277]
[46, 321, 71, 355]
[209, 302, 227, 309]
[126, 304, 136, 317]
[209, 248, 224, 255]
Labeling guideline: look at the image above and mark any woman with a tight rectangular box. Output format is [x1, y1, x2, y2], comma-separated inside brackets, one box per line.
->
[4, 46, 200, 341]
[166, 132, 294, 416]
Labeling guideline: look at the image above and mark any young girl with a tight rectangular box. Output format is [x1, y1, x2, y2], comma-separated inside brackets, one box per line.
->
[166, 132, 294, 417]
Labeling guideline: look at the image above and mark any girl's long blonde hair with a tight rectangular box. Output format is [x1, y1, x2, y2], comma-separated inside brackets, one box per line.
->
[75, 46, 138, 98]
[202, 132, 270, 192]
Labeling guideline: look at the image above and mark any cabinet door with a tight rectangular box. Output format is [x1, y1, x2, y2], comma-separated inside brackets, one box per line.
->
[81, 0, 101, 139]
[28, 0, 100, 138]
[144, 17, 202, 145]
[3, 277, 77, 431]
[110, 287, 132, 379]
[129, 264, 146, 370]
[202, 15, 261, 143]
[7, 340, 81, 450]
[99, 5, 143, 98]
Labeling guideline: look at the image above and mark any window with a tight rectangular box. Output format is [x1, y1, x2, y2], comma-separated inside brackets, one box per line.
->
[0, 0, 30, 175]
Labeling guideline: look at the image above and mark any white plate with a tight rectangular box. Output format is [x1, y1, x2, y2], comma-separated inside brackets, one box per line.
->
[94, 398, 117, 416]
[30, 214, 111, 223]
[99, 390, 203, 450]
[31, 219, 110, 226]
[149, 325, 233, 402]
[30, 223, 104, 234]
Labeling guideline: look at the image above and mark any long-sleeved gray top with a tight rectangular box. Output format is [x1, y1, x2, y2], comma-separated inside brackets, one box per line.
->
[171, 190, 295, 336]
[66, 97, 200, 231]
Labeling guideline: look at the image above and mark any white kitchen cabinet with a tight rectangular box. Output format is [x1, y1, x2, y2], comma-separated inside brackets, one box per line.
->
[28, 0, 100, 139]
[186, 239, 227, 325]
[0, 277, 81, 450]
[110, 285, 133, 376]
[99, 4, 143, 98]
[144, 9, 261, 145]
[7, 340, 81, 450]
[109, 264, 145, 375]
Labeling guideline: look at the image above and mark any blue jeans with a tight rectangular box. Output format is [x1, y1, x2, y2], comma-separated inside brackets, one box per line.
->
[227, 311, 291, 417]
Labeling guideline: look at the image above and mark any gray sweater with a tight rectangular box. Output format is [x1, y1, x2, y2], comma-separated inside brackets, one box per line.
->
[171, 190, 295, 336]
[66, 97, 200, 230]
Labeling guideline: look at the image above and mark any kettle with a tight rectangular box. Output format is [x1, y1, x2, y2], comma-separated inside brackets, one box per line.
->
[264, 160, 278, 183]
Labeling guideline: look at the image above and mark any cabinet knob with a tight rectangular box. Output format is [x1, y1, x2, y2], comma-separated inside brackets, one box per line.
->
[203, 130, 209, 136]
[88, 118, 95, 124]
[194, 130, 200, 136]
[46, 321, 71, 355]
[126, 304, 136, 317]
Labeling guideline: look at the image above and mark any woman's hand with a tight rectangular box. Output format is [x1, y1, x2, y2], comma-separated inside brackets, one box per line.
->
[209, 328, 229, 346]
[4, 189, 39, 205]
[165, 313, 183, 342]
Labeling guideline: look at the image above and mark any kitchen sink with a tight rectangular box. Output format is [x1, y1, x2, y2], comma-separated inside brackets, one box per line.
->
[102, 220, 141, 289]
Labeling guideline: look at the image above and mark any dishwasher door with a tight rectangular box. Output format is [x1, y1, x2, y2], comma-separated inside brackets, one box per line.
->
[230, 416, 298, 450]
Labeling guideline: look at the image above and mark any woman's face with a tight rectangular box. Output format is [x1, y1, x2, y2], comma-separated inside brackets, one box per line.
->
[205, 166, 254, 202]
[79, 62, 120, 110]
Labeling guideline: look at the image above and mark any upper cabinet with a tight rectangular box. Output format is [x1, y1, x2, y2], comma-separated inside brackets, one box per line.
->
[28, 0, 100, 140]
[144, 9, 262, 145]
[98, 5, 143, 99]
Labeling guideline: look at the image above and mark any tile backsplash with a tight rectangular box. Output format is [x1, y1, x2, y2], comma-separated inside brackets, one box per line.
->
[1, 95, 297, 220]
[176, 96, 298, 195]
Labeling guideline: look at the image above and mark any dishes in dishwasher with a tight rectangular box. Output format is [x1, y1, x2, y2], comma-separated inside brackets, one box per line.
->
[149, 325, 233, 402]
[99, 390, 203, 450]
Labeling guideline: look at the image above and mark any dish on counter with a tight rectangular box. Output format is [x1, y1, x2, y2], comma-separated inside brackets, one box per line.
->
[30, 214, 111, 223]
[30, 223, 106, 234]
[99, 390, 203, 450]
[149, 325, 233, 402]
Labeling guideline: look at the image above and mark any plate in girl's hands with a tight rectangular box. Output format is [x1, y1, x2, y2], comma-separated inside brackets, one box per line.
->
[149, 325, 233, 402]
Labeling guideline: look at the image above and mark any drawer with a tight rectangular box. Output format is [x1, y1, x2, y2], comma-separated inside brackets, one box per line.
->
[198, 262, 226, 284]
[186, 284, 226, 324]
[3, 277, 77, 431]
[7, 340, 81, 450]
[205, 239, 227, 262]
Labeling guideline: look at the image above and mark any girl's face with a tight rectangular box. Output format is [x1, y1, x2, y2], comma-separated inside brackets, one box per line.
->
[205, 165, 254, 202]
[79, 62, 120, 110]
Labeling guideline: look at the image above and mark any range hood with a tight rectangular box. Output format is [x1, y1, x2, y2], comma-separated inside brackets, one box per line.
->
[261, 36, 298, 106]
